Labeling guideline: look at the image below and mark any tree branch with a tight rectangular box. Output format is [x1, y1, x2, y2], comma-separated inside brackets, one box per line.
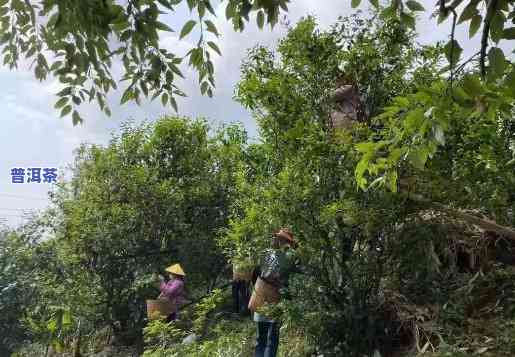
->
[455, 51, 481, 75]
[402, 190, 515, 241]
[480, 0, 498, 78]
[449, 7, 458, 88]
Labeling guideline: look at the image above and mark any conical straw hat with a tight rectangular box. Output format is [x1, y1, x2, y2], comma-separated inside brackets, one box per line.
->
[165, 263, 185, 276]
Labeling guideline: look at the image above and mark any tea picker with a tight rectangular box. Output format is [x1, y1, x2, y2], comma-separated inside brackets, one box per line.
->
[249, 228, 299, 357]
[146, 263, 186, 322]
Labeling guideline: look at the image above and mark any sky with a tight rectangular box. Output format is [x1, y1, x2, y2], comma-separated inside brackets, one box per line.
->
[0, 0, 510, 227]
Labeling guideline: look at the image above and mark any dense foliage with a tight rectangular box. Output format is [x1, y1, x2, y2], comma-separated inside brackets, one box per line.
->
[1, 117, 247, 354]
[1, 4, 514, 357]
[0, 0, 513, 123]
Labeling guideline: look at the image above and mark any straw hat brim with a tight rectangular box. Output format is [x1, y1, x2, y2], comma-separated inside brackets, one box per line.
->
[165, 264, 186, 276]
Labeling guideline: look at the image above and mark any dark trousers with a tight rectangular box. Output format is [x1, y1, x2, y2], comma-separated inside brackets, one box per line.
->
[166, 312, 177, 322]
[255, 321, 280, 357]
[232, 280, 251, 314]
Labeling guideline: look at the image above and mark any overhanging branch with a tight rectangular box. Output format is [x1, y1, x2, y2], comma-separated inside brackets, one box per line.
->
[402, 190, 515, 241]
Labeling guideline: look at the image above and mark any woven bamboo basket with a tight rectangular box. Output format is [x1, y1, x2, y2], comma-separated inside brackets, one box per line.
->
[232, 269, 253, 282]
[146, 299, 177, 320]
[248, 277, 280, 312]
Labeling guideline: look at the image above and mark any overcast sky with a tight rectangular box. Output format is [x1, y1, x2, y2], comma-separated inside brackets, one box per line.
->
[0, 0, 510, 227]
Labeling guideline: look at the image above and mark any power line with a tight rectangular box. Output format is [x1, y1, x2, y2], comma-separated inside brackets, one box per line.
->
[0, 214, 30, 218]
[0, 193, 48, 201]
[0, 208, 38, 212]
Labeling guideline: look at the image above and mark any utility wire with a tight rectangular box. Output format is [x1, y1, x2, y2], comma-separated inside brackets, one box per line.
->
[0, 208, 38, 212]
[0, 214, 30, 218]
[0, 193, 48, 201]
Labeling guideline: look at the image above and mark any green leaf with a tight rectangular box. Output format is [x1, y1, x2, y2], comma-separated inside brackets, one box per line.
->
[458, 1, 478, 24]
[488, 47, 506, 78]
[204, 1, 216, 16]
[157, 0, 174, 10]
[72, 110, 82, 125]
[50, 61, 63, 71]
[240, 2, 252, 21]
[161, 92, 168, 106]
[207, 41, 221, 56]
[46, 319, 57, 333]
[404, 108, 424, 131]
[355, 141, 376, 154]
[351, 0, 361, 8]
[225, 2, 235, 19]
[201, 81, 208, 95]
[37, 53, 48, 69]
[257, 10, 265, 29]
[57, 87, 72, 97]
[170, 64, 184, 78]
[444, 39, 462, 65]
[25, 46, 36, 58]
[60, 105, 72, 118]
[386, 171, 398, 192]
[506, 68, 515, 96]
[155, 21, 174, 32]
[189, 47, 203, 66]
[12, 0, 22, 11]
[197, 1, 205, 18]
[140, 81, 148, 97]
[408, 148, 428, 170]
[502, 27, 515, 39]
[451, 86, 472, 105]
[469, 14, 482, 38]
[400, 13, 416, 29]
[186, 0, 196, 11]
[462, 74, 483, 96]
[204, 20, 218, 36]
[437, 10, 450, 24]
[406, 0, 425, 12]
[368, 0, 379, 8]
[490, 12, 506, 43]
[120, 88, 133, 104]
[54, 97, 68, 109]
[180, 20, 196, 39]
[170, 96, 178, 112]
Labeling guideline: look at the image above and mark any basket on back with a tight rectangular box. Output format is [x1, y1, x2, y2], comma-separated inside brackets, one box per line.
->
[248, 277, 280, 312]
[232, 258, 255, 282]
[146, 298, 177, 320]
[233, 269, 253, 282]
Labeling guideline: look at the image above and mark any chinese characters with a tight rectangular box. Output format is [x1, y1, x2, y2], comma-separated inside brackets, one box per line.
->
[10, 167, 58, 184]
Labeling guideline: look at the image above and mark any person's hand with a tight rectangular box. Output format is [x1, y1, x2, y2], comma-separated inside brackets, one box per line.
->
[156, 275, 165, 288]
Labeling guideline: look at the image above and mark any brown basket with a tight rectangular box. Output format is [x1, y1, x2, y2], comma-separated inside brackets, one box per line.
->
[233, 269, 253, 282]
[248, 277, 280, 312]
[146, 299, 177, 320]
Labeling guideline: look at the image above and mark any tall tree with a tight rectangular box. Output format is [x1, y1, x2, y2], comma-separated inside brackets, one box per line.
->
[0, 0, 512, 123]
[48, 117, 246, 341]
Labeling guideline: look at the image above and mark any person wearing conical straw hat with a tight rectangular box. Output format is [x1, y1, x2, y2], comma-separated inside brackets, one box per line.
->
[159, 263, 186, 321]
[251, 228, 298, 357]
